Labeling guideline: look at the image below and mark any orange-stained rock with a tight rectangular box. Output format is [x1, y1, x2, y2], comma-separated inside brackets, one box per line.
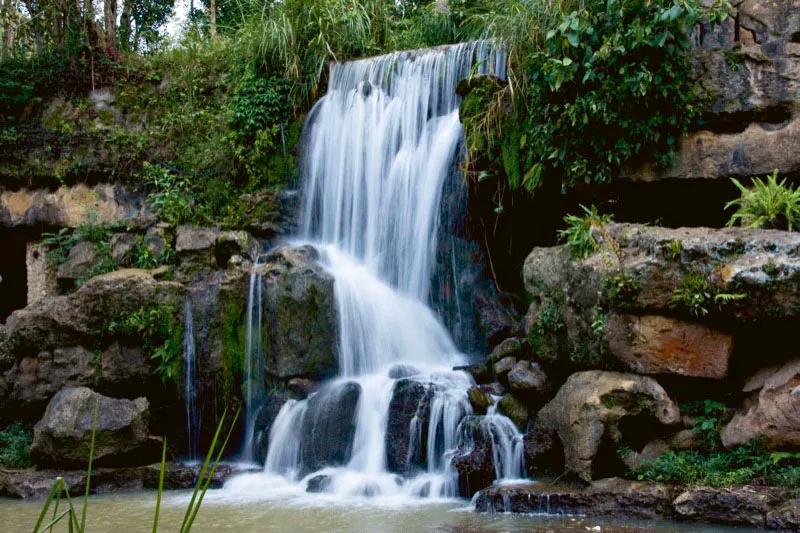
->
[606, 315, 733, 379]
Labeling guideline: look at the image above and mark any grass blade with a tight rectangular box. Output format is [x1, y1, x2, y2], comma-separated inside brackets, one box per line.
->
[183, 408, 240, 532]
[32, 478, 62, 533]
[39, 509, 72, 531]
[63, 483, 84, 532]
[180, 408, 227, 531]
[152, 437, 168, 533]
[80, 397, 99, 533]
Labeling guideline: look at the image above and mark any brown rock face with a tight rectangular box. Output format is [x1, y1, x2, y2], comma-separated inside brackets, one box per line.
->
[721, 358, 800, 449]
[606, 315, 733, 379]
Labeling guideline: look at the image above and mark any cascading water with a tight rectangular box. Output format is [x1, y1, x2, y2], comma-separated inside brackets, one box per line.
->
[183, 297, 200, 461]
[241, 260, 264, 463]
[225, 42, 520, 503]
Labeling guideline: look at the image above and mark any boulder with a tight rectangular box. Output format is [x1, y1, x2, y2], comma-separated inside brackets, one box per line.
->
[533, 371, 680, 482]
[766, 498, 800, 531]
[605, 315, 733, 379]
[175, 226, 259, 278]
[496, 394, 529, 431]
[451, 416, 495, 496]
[110, 233, 137, 264]
[467, 386, 494, 415]
[306, 474, 332, 493]
[388, 364, 421, 379]
[673, 486, 783, 528]
[261, 246, 339, 380]
[489, 337, 523, 364]
[252, 388, 291, 464]
[452, 363, 491, 384]
[31, 387, 157, 467]
[721, 358, 800, 449]
[492, 356, 516, 383]
[97, 342, 152, 397]
[287, 378, 317, 399]
[56, 241, 98, 287]
[507, 360, 548, 395]
[385, 378, 433, 475]
[474, 283, 521, 349]
[300, 381, 360, 472]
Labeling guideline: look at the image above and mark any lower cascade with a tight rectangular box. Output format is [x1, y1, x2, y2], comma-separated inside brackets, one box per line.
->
[222, 41, 524, 503]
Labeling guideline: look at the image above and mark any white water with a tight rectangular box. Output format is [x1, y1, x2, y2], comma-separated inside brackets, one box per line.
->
[241, 260, 264, 463]
[224, 42, 519, 505]
[183, 297, 199, 461]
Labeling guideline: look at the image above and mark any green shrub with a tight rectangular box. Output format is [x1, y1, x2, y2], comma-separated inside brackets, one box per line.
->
[106, 304, 183, 385]
[0, 422, 33, 469]
[670, 273, 746, 317]
[725, 170, 800, 231]
[558, 204, 613, 260]
[602, 272, 641, 310]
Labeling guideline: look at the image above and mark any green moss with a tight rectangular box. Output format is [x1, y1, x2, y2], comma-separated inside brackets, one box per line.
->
[601, 272, 641, 310]
[528, 297, 567, 362]
[220, 296, 247, 404]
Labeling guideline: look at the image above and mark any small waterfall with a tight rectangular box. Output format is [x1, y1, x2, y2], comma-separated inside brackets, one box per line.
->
[183, 297, 199, 461]
[233, 42, 518, 503]
[241, 260, 264, 463]
[482, 403, 526, 482]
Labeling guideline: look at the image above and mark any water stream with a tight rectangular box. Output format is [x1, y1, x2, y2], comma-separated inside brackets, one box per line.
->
[183, 297, 199, 462]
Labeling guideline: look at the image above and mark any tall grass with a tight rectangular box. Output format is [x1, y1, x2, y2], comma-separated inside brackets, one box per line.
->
[32, 407, 240, 533]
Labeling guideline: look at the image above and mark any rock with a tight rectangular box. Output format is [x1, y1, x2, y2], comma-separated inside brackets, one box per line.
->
[110, 233, 138, 264]
[31, 387, 158, 467]
[56, 241, 98, 287]
[97, 342, 152, 397]
[474, 478, 675, 519]
[0, 183, 148, 230]
[467, 386, 494, 415]
[451, 416, 495, 496]
[492, 356, 516, 383]
[481, 382, 505, 396]
[766, 498, 800, 531]
[175, 226, 258, 278]
[306, 474, 332, 493]
[507, 360, 548, 395]
[215, 231, 259, 265]
[252, 388, 291, 464]
[474, 283, 521, 349]
[239, 191, 284, 237]
[300, 381, 360, 472]
[385, 379, 433, 475]
[622, 439, 669, 472]
[534, 371, 680, 482]
[388, 364, 421, 379]
[605, 315, 733, 379]
[143, 227, 167, 258]
[261, 246, 339, 380]
[496, 394, 529, 430]
[489, 337, 524, 363]
[673, 486, 783, 528]
[721, 358, 800, 449]
[452, 363, 491, 384]
[287, 378, 316, 399]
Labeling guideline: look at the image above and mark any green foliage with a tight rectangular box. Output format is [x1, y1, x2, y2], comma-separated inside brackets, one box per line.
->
[725, 170, 800, 231]
[601, 272, 641, 309]
[528, 298, 566, 361]
[0, 422, 33, 469]
[466, 0, 729, 194]
[670, 272, 746, 316]
[106, 304, 183, 385]
[664, 239, 683, 260]
[558, 204, 613, 260]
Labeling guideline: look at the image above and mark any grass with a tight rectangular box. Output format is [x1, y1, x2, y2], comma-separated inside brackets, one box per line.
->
[32, 405, 240, 532]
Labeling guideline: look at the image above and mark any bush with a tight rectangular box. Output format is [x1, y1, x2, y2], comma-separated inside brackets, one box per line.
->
[558, 204, 613, 260]
[725, 169, 800, 231]
[0, 422, 33, 469]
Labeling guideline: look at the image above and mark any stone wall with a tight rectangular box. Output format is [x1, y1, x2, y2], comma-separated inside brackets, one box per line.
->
[25, 241, 56, 305]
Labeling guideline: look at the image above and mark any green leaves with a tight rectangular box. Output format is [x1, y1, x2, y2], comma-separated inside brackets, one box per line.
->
[558, 204, 613, 260]
[725, 169, 800, 231]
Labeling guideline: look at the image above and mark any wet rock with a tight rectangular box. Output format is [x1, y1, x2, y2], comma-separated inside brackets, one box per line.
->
[31, 387, 158, 468]
[489, 337, 523, 364]
[496, 394, 529, 431]
[605, 315, 733, 379]
[385, 379, 433, 475]
[388, 364, 421, 379]
[507, 360, 548, 395]
[673, 486, 783, 528]
[56, 241, 98, 288]
[287, 378, 317, 399]
[481, 382, 505, 396]
[239, 190, 284, 238]
[474, 283, 521, 349]
[261, 246, 338, 380]
[534, 371, 680, 482]
[451, 416, 495, 497]
[452, 363, 491, 384]
[110, 233, 138, 264]
[306, 474, 332, 493]
[300, 381, 360, 472]
[467, 386, 494, 415]
[96, 342, 152, 397]
[474, 478, 675, 519]
[175, 226, 258, 279]
[721, 358, 800, 449]
[252, 388, 292, 464]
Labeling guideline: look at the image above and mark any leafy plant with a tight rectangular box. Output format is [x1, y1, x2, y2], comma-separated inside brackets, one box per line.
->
[664, 239, 683, 261]
[558, 204, 614, 260]
[670, 273, 713, 316]
[0, 422, 33, 469]
[602, 272, 641, 310]
[106, 304, 183, 385]
[725, 170, 800, 231]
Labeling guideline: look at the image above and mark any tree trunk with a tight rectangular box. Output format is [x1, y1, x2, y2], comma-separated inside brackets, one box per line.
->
[119, 0, 131, 51]
[1, 0, 17, 58]
[104, 0, 117, 52]
[209, 0, 216, 38]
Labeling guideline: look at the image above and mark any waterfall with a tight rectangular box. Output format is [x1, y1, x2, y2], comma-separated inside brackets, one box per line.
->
[230, 41, 519, 503]
[241, 260, 264, 463]
[183, 297, 199, 461]
[482, 403, 526, 482]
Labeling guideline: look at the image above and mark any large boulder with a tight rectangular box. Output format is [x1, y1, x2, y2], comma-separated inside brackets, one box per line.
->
[31, 387, 157, 467]
[532, 371, 680, 482]
[56, 241, 99, 289]
[721, 358, 800, 449]
[673, 486, 784, 528]
[385, 378, 433, 475]
[175, 226, 258, 278]
[300, 381, 361, 472]
[261, 246, 339, 380]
